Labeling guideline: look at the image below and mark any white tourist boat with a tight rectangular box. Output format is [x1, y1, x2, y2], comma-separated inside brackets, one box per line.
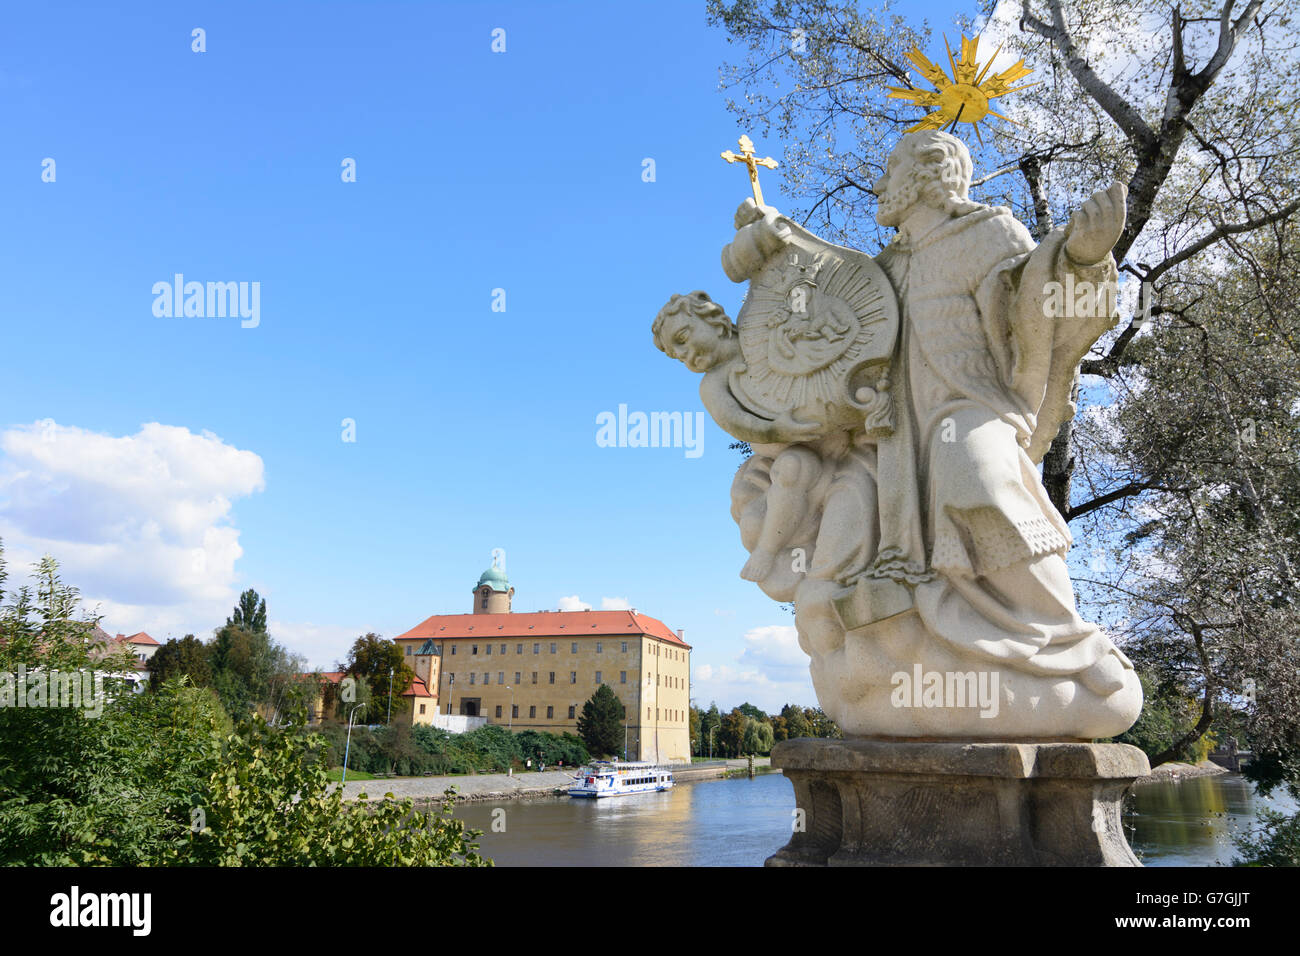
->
[567, 760, 674, 798]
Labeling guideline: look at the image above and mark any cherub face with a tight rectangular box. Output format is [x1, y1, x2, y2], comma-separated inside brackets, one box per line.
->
[660, 311, 727, 373]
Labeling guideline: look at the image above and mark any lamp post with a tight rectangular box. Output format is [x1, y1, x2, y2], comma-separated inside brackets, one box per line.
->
[386, 666, 393, 724]
[342, 703, 365, 784]
[506, 685, 514, 729]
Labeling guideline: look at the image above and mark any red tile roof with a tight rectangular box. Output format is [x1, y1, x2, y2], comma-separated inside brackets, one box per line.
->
[113, 631, 160, 646]
[393, 609, 690, 649]
[401, 675, 433, 698]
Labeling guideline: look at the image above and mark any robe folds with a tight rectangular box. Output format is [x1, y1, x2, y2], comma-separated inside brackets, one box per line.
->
[858, 204, 1128, 682]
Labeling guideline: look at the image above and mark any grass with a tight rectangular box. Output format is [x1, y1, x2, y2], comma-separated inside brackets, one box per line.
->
[326, 767, 376, 781]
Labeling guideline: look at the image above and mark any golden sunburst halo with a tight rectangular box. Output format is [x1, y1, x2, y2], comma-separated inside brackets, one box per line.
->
[886, 34, 1038, 144]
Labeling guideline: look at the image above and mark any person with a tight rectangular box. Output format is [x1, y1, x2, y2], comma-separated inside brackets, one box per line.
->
[653, 291, 825, 581]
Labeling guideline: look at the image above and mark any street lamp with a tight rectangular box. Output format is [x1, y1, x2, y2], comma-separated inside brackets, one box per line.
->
[386, 666, 394, 724]
[342, 703, 366, 785]
[506, 685, 514, 729]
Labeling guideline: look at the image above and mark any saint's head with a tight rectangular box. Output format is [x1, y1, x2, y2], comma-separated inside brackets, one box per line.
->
[873, 130, 983, 228]
[652, 291, 738, 373]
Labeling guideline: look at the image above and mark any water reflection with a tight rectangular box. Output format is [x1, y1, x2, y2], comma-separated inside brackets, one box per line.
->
[452, 771, 1297, 866]
[1126, 774, 1299, 866]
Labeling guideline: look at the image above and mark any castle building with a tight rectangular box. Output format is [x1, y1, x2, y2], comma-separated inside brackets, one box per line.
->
[392, 557, 692, 763]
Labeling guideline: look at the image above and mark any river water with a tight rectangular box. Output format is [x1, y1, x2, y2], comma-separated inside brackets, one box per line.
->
[452, 770, 1299, 866]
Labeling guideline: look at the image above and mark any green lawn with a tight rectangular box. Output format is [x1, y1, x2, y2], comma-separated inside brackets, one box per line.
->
[326, 767, 376, 781]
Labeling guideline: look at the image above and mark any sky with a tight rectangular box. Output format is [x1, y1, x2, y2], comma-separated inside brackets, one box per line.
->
[0, 0, 971, 715]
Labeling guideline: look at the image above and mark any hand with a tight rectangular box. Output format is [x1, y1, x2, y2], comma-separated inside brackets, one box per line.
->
[1065, 181, 1127, 266]
[734, 197, 765, 231]
[773, 409, 823, 439]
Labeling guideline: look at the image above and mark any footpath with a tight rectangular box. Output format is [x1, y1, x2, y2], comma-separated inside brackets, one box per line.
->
[333, 757, 772, 805]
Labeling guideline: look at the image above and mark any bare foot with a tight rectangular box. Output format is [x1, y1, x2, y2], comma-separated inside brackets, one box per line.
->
[741, 549, 777, 582]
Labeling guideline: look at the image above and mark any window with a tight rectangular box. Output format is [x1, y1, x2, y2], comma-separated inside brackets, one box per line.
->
[532, 672, 538, 684]
[571, 642, 578, 654]
[516, 644, 523, 654]
[621, 642, 628, 653]
[472, 644, 478, 655]
[498, 672, 504, 684]
[549, 672, 555, 684]
[570, 672, 577, 684]
[568, 705, 575, 719]
[514, 672, 521, 684]
[533, 643, 539, 654]
[620, 671, 627, 684]
[500, 644, 506, 654]
[470, 673, 476, 685]
[529, 705, 536, 718]
[483, 673, 489, 685]
[546, 706, 554, 719]
[495, 705, 502, 718]
[596, 642, 602, 653]
[550, 642, 556, 653]
[512, 705, 519, 718]
[595, 671, 602, 683]
[481, 596, 487, 609]
[647, 707, 651, 719]
[419, 703, 426, 714]
[405, 646, 411, 655]
[451, 645, 457, 655]
[487, 644, 493, 655]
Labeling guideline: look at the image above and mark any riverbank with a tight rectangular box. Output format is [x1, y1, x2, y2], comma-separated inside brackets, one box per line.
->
[333, 757, 772, 805]
[1133, 759, 1229, 785]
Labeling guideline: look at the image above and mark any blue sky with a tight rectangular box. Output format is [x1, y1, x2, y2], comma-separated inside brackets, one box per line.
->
[0, 0, 969, 714]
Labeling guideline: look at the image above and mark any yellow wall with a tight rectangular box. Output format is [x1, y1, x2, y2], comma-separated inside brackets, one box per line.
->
[400, 634, 691, 763]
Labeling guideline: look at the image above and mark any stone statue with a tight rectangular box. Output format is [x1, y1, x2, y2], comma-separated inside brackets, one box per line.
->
[654, 129, 1142, 740]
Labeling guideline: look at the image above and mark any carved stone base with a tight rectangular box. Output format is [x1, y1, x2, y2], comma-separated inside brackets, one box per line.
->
[767, 738, 1149, 866]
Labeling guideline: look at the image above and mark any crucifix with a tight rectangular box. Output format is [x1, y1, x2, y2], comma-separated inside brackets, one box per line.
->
[721, 134, 779, 207]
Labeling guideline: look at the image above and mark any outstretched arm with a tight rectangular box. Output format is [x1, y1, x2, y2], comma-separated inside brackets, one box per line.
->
[700, 370, 820, 444]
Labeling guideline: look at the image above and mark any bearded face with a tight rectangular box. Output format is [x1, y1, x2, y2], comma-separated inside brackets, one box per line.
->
[873, 132, 974, 228]
[873, 148, 926, 228]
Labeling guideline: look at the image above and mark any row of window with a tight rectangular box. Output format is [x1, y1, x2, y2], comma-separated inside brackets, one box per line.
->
[648, 707, 685, 722]
[449, 670, 628, 686]
[494, 704, 578, 720]
[408, 640, 689, 659]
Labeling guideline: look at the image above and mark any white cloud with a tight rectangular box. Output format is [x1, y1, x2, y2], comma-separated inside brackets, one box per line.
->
[691, 624, 815, 713]
[600, 596, 631, 610]
[557, 594, 592, 612]
[270, 619, 367, 672]
[0, 420, 265, 639]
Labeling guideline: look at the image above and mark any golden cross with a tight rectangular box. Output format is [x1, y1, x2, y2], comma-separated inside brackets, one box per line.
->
[720, 134, 779, 206]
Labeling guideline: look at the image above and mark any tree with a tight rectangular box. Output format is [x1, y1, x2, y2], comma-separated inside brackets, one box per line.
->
[742, 718, 776, 756]
[342, 633, 414, 723]
[781, 703, 813, 740]
[701, 702, 723, 757]
[720, 708, 748, 757]
[689, 704, 703, 756]
[209, 622, 304, 722]
[226, 588, 267, 633]
[147, 634, 212, 689]
[576, 684, 626, 757]
[737, 701, 768, 721]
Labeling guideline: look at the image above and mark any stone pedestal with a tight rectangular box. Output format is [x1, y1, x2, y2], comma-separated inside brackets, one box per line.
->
[767, 738, 1149, 866]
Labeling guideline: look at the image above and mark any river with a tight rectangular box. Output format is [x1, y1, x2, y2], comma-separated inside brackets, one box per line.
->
[452, 770, 1298, 866]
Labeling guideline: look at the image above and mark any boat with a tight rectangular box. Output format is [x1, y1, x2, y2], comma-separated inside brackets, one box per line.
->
[567, 760, 674, 798]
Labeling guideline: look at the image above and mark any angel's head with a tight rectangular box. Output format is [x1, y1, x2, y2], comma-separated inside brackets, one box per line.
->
[652, 291, 738, 372]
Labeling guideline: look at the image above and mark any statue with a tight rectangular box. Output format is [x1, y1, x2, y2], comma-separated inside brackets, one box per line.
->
[654, 129, 1142, 740]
